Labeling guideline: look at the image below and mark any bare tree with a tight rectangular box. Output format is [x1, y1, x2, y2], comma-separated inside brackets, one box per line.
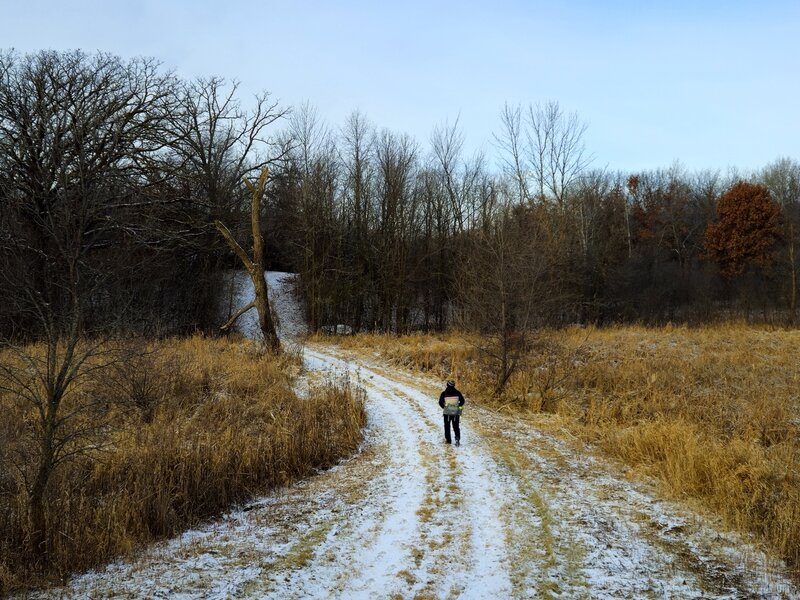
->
[374, 130, 419, 331]
[0, 50, 173, 558]
[169, 77, 288, 211]
[533, 101, 592, 205]
[495, 101, 591, 206]
[215, 167, 281, 352]
[458, 198, 562, 392]
[431, 118, 467, 233]
[282, 103, 340, 332]
[161, 77, 291, 332]
[338, 110, 375, 329]
[495, 102, 530, 203]
[760, 158, 800, 323]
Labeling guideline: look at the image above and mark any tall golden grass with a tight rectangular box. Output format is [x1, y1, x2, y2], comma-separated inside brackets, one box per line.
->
[0, 335, 366, 594]
[335, 325, 800, 576]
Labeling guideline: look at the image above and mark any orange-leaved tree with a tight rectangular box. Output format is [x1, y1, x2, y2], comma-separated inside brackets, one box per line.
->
[704, 181, 782, 278]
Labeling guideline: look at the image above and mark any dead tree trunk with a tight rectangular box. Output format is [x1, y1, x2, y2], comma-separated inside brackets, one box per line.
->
[215, 167, 281, 352]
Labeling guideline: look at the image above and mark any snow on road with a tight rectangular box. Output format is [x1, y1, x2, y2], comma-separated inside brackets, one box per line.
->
[302, 348, 514, 599]
[31, 273, 800, 599]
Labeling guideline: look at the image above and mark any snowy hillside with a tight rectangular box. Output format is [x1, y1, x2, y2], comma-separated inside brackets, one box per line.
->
[222, 271, 308, 342]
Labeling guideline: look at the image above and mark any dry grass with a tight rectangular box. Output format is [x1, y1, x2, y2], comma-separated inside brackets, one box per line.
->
[0, 335, 366, 595]
[332, 325, 800, 577]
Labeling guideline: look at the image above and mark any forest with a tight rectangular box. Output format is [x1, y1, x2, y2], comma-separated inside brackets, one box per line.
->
[2, 49, 799, 345]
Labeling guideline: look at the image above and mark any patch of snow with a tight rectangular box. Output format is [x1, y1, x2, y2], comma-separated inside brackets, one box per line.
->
[303, 349, 514, 599]
[221, 271, 307, 343]
[320, 324, 354, 335]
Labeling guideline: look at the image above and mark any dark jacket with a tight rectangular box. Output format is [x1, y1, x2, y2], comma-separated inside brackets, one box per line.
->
[439, 386, 465, 416]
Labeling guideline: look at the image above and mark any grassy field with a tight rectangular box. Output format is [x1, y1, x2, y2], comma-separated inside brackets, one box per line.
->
[331, 324, 800, 577]
[0, 336, 366, 594]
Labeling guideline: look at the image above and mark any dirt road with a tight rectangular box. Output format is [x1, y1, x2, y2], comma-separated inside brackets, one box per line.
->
[38, 342, 797, 599]
[33, 273, 798, 599]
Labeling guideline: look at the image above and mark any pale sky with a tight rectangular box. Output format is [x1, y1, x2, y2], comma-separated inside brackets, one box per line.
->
[2, 0, 798, 173]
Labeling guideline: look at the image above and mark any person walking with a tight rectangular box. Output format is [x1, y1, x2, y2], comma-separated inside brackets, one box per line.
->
[439, 380, 465, 446]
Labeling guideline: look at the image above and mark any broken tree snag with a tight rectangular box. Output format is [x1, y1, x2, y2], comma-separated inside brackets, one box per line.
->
[214, 166, 281, 352]
[220, 300, 256, 331]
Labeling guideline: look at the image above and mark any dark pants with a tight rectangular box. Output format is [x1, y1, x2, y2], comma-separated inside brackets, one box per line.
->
[443, 414, 461, 443]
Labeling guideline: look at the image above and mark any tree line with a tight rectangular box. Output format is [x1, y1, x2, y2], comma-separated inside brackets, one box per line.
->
[266, 105, 800, 337]
[2, 49, 798, 345]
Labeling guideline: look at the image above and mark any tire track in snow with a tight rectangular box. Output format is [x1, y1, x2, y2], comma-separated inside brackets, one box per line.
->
[303, 348, 516, 599]
[357, 354, 800, 599]
[362, 362, 573, 598]
[478, 411, 798, 599]
[285, 349, 430, 598]
[338, 359, 518, 599]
